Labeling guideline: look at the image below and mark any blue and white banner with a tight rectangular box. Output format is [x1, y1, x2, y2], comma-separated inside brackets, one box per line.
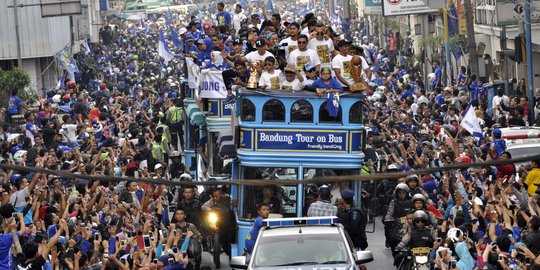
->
[460, 104, 483, 143]
[158, 30, 174, 66]
[55, 46, 78, 74]
[198, 69, 227, 99]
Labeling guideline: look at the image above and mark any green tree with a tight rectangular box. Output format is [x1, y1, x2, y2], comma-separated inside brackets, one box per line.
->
[0, 67, 32, 109]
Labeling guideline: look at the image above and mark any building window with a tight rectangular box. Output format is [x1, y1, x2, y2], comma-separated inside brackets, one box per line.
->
[241, 99, 256, 121]
[319, 102, 342, 124]
[262, 99, 285, 122]
[349, 101, 363, 124]
[290, 100, 313, 122]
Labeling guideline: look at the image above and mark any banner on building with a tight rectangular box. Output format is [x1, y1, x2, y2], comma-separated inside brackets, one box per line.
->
[382, 0, 436, 16]
[364, 0, 382, 15]
[55, 45, 79, 74]
[198, 70, 227, 99]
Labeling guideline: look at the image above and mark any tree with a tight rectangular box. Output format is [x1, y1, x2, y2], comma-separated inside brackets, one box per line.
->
[0, 67, 32, 109]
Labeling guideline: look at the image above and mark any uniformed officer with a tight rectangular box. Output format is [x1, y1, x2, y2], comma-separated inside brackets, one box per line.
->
[394, 210, 437, 267]
[337, 189, 368, 250]
[384, 183, 411, 253]
[410, 193, 438, 226]
[166, 98, 185, 151]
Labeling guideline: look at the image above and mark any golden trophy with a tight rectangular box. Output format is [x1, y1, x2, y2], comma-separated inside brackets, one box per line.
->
[246, 61, 262, 89]
[350, 55, 368, 92]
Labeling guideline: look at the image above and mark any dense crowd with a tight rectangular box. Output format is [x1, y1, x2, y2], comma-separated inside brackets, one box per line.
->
[1, 0, 540, 270]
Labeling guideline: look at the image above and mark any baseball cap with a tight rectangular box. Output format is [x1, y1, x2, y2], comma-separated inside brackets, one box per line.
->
[197, 39, 205, 45]
[303, 61, 316, 72]
[178, 27, 188, 35]
[341, 189, 354, 199]
[233, 38, 242, 45]
[337, 39, 352, 48]
[255, 38, 266, 48]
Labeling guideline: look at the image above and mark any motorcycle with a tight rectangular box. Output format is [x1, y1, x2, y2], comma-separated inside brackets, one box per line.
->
[205, 210, 221, 269]
[402, 247, 431, 270]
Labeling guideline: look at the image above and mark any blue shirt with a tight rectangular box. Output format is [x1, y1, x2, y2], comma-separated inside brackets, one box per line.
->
[216, 12, 232, 27]
[8, 96, 21, 115]
[0, 232, 17, 270]
[245, 216, 264, 254]
[311, 78, 343, 90]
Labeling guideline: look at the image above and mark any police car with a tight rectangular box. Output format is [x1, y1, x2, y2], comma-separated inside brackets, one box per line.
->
[230, 217, 374, 270]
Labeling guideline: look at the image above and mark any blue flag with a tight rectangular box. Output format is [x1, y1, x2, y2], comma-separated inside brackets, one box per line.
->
[266, 0, 274, 12]
[447, 2, 462, 60]
[141, 19, 146, 29]
[170, 27, 182, 48]
[55, 46, 78, 74]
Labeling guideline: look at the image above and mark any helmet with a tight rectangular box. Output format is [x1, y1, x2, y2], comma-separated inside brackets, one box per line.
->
[411, 194, 426, 205]
[447, 228, 463, 243]
[179, 173, 192, 181]
[13, 150, 27, 163]
[10, 174, 22, 183]
[395, 183, 410, 194]
[412, 210, 428, 223]
[406, 174, 419, 183]
[171, 151, 181, 158]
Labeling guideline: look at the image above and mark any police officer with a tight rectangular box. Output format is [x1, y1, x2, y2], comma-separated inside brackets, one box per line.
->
[405, 174, 429, 198]
[410, 194, 438, 226]
[384, 183, 411, 252]
[337, 189, 368, 250]
[151, 134, 165, 169]
[166, 98, 185, 151]
[394, 210, 437, 267]
[168, 151, 188, 180]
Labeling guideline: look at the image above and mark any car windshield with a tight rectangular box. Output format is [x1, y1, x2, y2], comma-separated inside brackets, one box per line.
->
[252, 233, 349, 267]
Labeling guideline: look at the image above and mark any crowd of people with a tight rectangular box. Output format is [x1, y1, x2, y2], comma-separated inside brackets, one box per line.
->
[1, 0, 540, 269]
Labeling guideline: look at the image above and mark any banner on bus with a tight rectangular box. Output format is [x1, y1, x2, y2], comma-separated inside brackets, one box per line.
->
[239, 128, 363, 153]
[198, 69, 227, 99]
[186, 57, 200, 89]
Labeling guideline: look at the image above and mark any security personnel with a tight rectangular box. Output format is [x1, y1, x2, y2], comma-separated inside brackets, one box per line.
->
[410, 194, 438, 226]
[157, 115, 172, 146]
[151, 134, 165, 168]
[338, 189, 368, 250]
[166, 98, 185, 151]
[384, 183, 411, 253]
[394, 211, 437, 267]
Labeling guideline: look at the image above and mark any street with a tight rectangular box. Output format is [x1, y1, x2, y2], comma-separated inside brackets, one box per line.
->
[203, 216, 393, 270]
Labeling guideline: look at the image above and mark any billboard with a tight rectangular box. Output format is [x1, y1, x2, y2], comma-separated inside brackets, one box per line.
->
[41, 0, 82, 17]
[364, 0, 382, 15]
[382, 0, 437, 16]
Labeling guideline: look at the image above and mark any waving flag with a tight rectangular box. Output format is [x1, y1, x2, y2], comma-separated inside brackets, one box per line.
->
[158, 30, 174, 66]
[55, 45, 78, 74]
[266, 0, 274, 12]
[170, 27, 182, 48]
[82, 39, 92, 56]
[55, 77, 65, 90]
[460, 104, 483, 144]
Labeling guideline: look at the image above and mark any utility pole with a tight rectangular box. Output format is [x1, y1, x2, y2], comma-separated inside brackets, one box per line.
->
[500, 25, 509, 92]
[525, 0, 535, 123]
[463, 0, 478, 76]
[13, 0, 22, 67]
[423, 14, 431, 90]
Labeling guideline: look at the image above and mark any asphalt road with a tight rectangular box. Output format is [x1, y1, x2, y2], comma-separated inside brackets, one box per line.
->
[202, 216, 394, 270]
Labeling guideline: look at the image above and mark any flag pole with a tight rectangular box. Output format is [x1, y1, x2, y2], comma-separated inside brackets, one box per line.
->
[442, 1, 451, 86]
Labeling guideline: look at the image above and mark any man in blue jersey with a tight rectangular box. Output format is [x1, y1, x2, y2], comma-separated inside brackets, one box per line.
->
[216, 3, 232, 32]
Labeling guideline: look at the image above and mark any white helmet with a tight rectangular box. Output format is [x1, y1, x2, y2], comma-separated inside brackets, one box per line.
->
[179, 173, 192, 181]
[52, 94, 61, 103]
[13, 150, 27, 163]
[395, 183, 410, 194]
[170, 151, 181, 158]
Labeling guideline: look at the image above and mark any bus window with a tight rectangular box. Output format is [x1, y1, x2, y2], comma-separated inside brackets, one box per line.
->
[241, 167, 298, 220]
[241, 99, 256, 121]
[319, 102, 342, 123]
[291, 100, 313, 122]
[349, 101, 363, 124]
[302, 168, 354, 216]
[262, 99, 285, 122]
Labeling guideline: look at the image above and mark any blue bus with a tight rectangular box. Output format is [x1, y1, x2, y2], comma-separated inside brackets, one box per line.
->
[227, 89, 366, 256]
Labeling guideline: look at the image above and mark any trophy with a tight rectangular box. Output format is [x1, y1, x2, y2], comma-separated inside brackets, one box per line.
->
[246, 61, 262, 89]
[350, 55, 368, 92]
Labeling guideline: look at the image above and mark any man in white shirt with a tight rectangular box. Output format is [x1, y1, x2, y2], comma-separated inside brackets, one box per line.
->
[332, 40, 354, 89]
[288, 34, 320, 76]
[245, 38, 275, 68]
[308, 23, 335, 69]
[232, 4, 247, 32]
[278, 22, 300, 66]
[61, 115, 79, 147]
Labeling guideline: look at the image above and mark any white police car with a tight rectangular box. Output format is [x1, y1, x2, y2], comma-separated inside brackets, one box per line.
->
[230, 217, 374, 270]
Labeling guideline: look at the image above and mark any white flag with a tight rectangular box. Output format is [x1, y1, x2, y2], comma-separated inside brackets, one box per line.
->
[460, 104, 483, 142]
[158, 30, 174, 66]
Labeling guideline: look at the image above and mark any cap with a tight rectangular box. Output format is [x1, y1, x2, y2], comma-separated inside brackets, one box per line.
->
[255, 38, 266, 48]
[321, 66, 332, 74]
[233, 38, 242, 45]
[337, 39, 352, 48]
[284, 66, 296, 73]
[99, 83, 106, 90]
[178, 27, 188, 35]
[187, 37, 194, 42]
[197, 39, 205, 45]
[154, 163, 163, 170]
[341, 189, 354, 199]
[303, 61, 316, 72]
